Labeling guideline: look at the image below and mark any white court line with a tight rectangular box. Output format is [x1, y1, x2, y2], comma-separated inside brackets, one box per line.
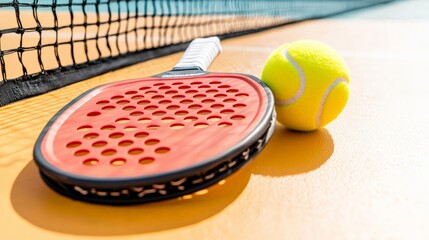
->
[224, 45, 429, 61]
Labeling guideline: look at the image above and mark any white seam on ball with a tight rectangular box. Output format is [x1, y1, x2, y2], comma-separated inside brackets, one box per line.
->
[316, 77, 348, 127]
[275, 48, 306, 106]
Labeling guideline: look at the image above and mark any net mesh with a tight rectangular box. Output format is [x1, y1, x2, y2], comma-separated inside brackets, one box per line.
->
[0, 0, 393, 106]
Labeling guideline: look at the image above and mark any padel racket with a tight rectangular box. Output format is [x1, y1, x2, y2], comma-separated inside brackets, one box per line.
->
[34, 37, 275, 205]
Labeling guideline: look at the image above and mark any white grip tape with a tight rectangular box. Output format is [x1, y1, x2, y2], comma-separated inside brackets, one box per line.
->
[174, 37, 222, 71]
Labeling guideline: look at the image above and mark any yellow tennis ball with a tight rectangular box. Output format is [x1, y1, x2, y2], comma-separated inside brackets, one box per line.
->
[261, 40, 350, 131]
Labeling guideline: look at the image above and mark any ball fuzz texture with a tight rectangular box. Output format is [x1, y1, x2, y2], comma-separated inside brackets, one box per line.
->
[261, 40, 350, 131]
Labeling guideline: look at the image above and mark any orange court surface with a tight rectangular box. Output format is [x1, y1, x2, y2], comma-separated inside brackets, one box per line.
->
[1, 0, 429, 239]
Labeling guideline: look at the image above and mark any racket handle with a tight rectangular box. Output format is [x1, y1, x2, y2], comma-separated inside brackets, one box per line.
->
[174, 37, 222, 71]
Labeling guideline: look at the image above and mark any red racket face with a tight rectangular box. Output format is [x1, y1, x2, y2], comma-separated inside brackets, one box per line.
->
[36, 73, 270, 179]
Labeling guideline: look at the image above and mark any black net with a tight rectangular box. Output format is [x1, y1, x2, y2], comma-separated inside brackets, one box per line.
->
[0, 0, 393, 106]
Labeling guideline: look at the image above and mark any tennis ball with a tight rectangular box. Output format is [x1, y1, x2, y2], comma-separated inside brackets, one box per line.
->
[261, 40, 350, 131]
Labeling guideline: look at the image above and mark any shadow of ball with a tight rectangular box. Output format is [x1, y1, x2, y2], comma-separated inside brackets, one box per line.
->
[253, 123, 334, 176]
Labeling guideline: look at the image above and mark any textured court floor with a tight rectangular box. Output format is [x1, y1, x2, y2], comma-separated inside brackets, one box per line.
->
[1, 1, 428, 239]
